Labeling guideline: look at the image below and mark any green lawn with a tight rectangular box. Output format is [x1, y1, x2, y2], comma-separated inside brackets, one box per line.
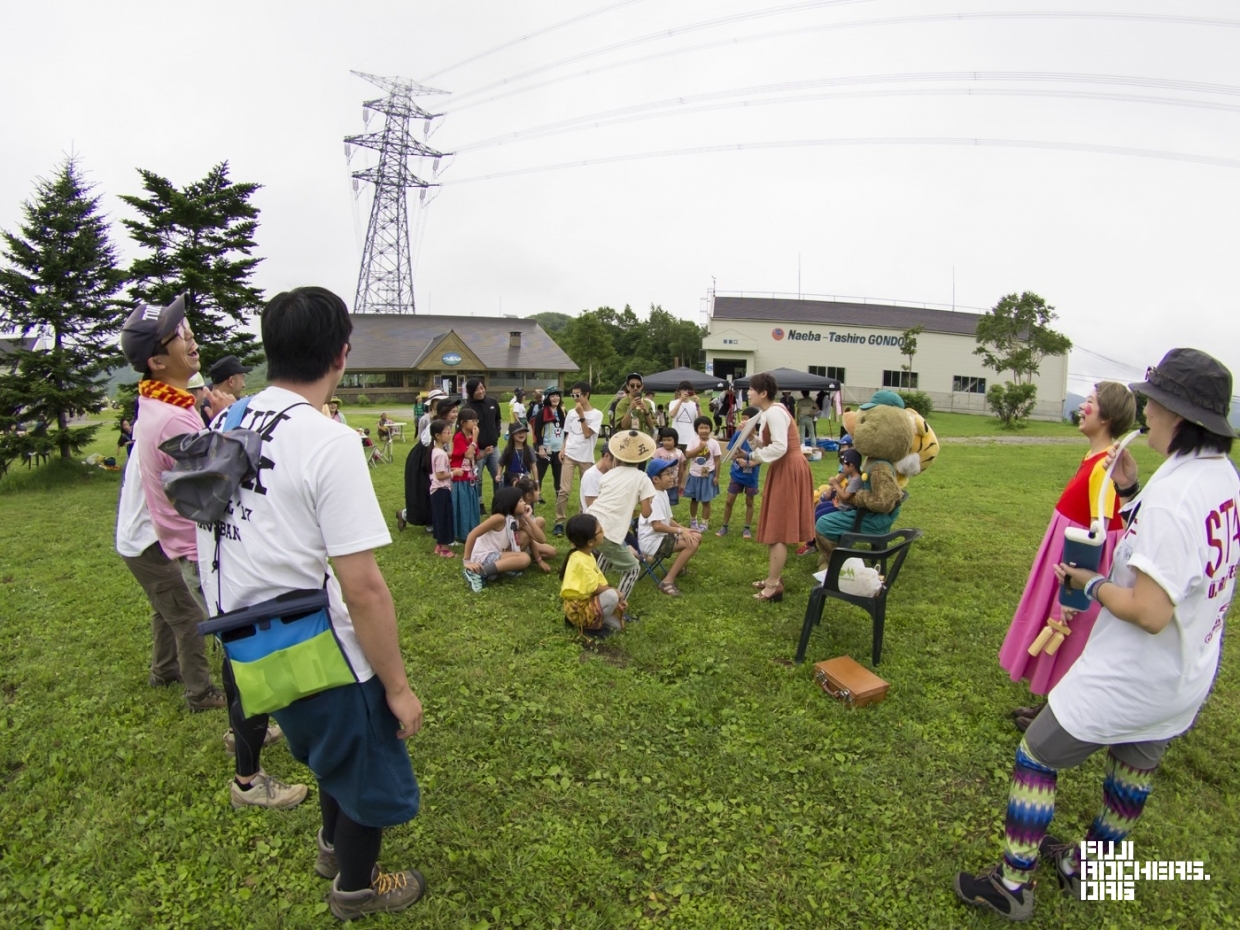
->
[0, 416, 1236, 928]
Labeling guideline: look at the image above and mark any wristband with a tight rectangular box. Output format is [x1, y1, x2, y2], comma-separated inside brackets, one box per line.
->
[1116, 480, 1139, 498]
[1084, 575, 1108, 602]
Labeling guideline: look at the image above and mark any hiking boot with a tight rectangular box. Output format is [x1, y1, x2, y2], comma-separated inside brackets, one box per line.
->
[187, 685, 227, 712]
[328, 868, 426, 921]
[149, 672, 183, 688]
[316, 828, 339, 879]
[953, 866, 1033, 922]
[230, 770, 308, 810]
[1039, 835, 1081, 896]
[223, 722, 285, 756]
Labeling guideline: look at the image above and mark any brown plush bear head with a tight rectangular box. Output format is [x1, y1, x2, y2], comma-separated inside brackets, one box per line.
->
[850, 403, 915, 465]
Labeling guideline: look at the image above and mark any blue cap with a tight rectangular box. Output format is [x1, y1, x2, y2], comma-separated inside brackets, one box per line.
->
[840, 434, 853, 445]
[859, 389, 906, 410]
[647, 457, 676, 478]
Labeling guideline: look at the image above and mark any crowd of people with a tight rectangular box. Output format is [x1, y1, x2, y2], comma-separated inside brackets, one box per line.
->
[110, 290, 1238, 923]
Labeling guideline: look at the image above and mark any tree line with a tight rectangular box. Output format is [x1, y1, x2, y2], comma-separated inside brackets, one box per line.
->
[0, 158, 263, 467]
[530, 305, 707, 394]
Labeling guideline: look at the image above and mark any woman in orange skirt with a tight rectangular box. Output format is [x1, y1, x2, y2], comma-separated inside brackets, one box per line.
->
[732, 372, 815, 603]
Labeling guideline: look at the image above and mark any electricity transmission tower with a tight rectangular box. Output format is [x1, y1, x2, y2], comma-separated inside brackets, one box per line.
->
[345, 71, 448, 314]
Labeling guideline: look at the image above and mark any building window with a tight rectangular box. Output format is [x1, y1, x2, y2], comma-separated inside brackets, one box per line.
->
[952, 375, 987, 394]
[882, 370, 918, 389]
[339, 371, 404, 389]
[808, 366, 845, 381]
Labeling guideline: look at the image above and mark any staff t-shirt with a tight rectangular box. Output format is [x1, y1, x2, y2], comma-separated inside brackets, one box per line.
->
[587, 465, 656, 544]
[669, 399, 700, 447]
[563, 407, 603, 462]
[1049, 453, 1240, 743]
[195, 386, 391, 683]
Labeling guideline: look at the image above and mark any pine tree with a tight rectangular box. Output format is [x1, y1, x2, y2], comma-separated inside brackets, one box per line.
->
[0, 158, 126, 462]
[120, 162, 264, 370]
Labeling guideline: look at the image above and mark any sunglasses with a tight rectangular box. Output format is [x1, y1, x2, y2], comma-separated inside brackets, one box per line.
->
[570, 393, 583, 399]
[159, 320, 193, 347]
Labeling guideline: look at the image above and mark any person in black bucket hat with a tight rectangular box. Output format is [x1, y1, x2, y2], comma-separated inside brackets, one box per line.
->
[955, 346, 1239, 922]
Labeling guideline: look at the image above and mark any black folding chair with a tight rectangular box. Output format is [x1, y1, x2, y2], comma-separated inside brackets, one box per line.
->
[795, 527, 923, 666]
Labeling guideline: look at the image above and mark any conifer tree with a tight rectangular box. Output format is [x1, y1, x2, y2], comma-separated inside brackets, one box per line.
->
[0, 158, 125, 461]
[120, 162, 264, 369]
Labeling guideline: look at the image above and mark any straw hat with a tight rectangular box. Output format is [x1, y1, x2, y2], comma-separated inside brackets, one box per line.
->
[607, 429, 656, 463]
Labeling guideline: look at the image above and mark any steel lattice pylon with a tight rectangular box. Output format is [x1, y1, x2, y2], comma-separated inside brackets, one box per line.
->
[345, 71, 449, 314]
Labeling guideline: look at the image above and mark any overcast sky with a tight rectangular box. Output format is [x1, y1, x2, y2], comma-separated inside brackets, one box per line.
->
[3, 0, 1239, 402]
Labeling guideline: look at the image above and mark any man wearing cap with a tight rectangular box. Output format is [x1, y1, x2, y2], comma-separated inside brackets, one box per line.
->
[614, 372, 656, 434]
[119, 294, 307, 811]
[203, 355, 251, 422]
[954, 347, 1240, 921]
[186, 372, 210, 425]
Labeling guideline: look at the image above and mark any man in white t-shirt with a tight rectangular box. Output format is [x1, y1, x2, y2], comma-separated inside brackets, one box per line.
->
[578, 448, 614, 511]
[197, 287, 428, 920]
[586, 430, 657, 603]
[555, 380, 604, 533]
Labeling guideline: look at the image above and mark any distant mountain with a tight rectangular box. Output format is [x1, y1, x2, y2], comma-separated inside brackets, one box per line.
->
[1063, 392, 1085, 420]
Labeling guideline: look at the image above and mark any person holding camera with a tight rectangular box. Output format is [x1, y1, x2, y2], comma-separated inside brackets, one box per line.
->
[667, 380, 700, 451]
[614, 371, 656, 434]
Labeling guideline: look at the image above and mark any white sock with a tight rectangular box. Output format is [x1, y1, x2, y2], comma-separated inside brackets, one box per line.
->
[1000, 876, 1023, 892]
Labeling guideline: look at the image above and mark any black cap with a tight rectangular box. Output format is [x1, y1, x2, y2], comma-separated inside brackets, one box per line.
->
[209, 355, 252, 383]
[119, 294, 187, 373]
[507, 421, 530, 438]
[1130, 348, 1235, 438]
[839, 448, 862, 468]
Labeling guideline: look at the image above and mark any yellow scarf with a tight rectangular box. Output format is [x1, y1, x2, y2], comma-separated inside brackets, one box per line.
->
[138, 380, 196, 410]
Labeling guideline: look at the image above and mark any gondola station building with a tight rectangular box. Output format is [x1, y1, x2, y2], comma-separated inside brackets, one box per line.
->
[702, 295, 1068, 419]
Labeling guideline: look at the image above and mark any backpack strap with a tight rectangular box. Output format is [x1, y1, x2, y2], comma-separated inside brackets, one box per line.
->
[221, 395, 254, 431]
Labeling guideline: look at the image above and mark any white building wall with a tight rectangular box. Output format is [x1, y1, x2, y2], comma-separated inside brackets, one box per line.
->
[705, 319, 1068, 420]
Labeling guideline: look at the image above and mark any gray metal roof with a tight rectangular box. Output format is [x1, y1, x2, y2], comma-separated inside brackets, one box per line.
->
[712, 296, 982, 335]
[346, 314, 578, 371]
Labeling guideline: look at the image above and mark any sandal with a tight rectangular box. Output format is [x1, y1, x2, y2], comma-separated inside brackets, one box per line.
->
[752, 577, 784, 589]
[658, 581, 682, 597]
[753, 581, 784, 603]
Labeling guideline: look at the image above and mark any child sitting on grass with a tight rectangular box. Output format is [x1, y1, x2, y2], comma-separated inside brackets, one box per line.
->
[639, 458, 702, 597]
[514, 477, 556, 572]
[680, 416, 721, 532]
[716, 405, 761, 539]
[560, 513, 626, 637]
[462, 487, 533, 591]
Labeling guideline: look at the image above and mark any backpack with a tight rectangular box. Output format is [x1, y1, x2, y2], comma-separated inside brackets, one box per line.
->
[159, 397, 262, 523]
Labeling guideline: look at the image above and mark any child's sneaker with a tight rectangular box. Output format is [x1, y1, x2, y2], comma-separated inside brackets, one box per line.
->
[328, 868, 426, 920]
[742, 527, 753, 540]
[463, 567, 484, 592]
[715, 525, 729, 537]
[795, 541, 815, 556]
[434, 546, 456, 558]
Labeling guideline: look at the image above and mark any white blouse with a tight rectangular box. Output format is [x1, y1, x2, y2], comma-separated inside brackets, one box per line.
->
[749, 404, 792, 464]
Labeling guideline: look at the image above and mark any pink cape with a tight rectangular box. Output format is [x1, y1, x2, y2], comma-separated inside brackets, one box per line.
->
[998, 509, 1120, 696]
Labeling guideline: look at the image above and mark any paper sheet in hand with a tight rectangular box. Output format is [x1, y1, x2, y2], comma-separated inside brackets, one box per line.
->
[720, 411, 763, 467]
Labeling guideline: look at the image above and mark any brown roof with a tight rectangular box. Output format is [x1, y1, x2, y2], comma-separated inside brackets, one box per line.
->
[346, 314, 577, 371]
[712, 296, 982, 335]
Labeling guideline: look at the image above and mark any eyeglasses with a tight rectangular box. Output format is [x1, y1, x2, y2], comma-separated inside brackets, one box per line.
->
[159, 320, 193, 348]
[570, 393, 583, 399]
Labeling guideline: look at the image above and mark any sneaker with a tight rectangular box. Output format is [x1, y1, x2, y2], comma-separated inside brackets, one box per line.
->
[328, 868, 426, 921]
[316, 828, 339, 879]
[435, 546, 456, 558]
[230, 770, 308, 810]
[715, 525, 729, 537]
[223, 722, 285, 756]
[553, 523, 564, 537]
[1039, 835, 1081, 896]
[795, 542, 815, 556]
[953, 866, 1033, 922]
[395, 509, 406, 532]
[187, 685, 227, 713]
[742, 527, 753, 540]
[463, 567, 484, 592]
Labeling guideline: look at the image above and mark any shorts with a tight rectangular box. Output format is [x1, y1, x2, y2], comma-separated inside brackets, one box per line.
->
[272, 675, 420, 828]
[727, 480, 758, 497]
[597, 536, 639, 574]
[641, 533, 676, 561]
[1025, 704, 1170, 771]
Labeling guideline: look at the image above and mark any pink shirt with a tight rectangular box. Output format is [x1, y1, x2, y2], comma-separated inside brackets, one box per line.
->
[135, 394, 205, 560]
[430, 446, 452, 492]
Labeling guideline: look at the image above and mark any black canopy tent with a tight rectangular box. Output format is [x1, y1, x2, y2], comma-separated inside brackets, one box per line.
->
[637, 366, 728, 392]
[732, 368, 841, 392]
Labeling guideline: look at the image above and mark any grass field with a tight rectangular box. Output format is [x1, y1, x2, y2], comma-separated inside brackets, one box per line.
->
[1, 410, 1237, 929]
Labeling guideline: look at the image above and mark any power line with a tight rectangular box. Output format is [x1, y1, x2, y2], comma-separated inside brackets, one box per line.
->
[444, 0, 877, 105]
[419, 0, 652, 82]
[453, 74, 1240, 153]
[442, 136, 1240, 186]
[444, 9, 1240, 115]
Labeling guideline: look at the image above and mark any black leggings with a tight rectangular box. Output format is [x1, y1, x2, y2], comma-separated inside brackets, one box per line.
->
[537, 454, 562, 500]
[321, 791, 383, 891]
[221, 657, 269, 778]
